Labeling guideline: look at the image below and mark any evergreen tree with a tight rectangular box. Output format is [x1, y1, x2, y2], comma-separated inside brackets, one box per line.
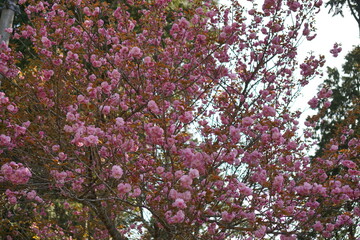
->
[315, 46, 360, 157]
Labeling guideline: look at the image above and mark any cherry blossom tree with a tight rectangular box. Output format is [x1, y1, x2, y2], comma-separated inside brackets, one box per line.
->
[0, 0, 358, 239]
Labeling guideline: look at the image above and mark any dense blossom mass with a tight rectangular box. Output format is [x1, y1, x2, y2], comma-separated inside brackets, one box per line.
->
[0, 0, 359, 239]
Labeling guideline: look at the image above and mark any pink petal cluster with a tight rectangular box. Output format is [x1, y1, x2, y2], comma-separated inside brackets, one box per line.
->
[129, 47, 142, 58]
[307, 97, 318, 109]
[221, 211, 235, 222]
[242, 117, 254, 126]
[262, 105, 276, 117]
[117, 183, 132, 195]
[179, 111, 193, 124]
[111, 165, 123, 179]
[1, 162, 32, 184]
[179, 175, 193, 188]
[168, 210, 185, 223]
[172, 198, 187, 209]
[330, 43, 342, 57]
[147, 100, 160, 114]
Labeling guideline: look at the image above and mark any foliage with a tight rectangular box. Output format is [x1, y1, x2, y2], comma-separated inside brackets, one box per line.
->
[0, 0, 359, 239]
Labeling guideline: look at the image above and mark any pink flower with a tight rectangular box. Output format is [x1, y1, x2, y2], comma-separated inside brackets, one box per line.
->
[77, 95, 85, 102]
[27, 190, 37, 200]
[189, 168, 199, 178]
[129, 47, 142, 58]
[148, 100, 160, 114]
[7, 104, 15, 112]
[143, 56, 153, 66]
[131, 188, 141, 197]
[221, 211, 235, 222]
[84, 20, 93, 28]
[41, 36, 52, 48]
[330, 145, 338, 151]
[295, 182, 312, 195]
[66, 112, 76, 121]
[175, 170, 183, 179]
[116, 117, 124, 126]
[8, 196, 17, 204]
[169, 189, 178, 199]
[111, 165, 123, 179]
[239, 182, 253, 196]
[92, 60, 102, 68]
[324, 101, 331, 108]
[52, 171, 67, 184]
[156, 166, 165, 174]
[83, 7, 91, 16]
[326, 223, 334, 231]
[262, 105, 276, 117]
[313, 221, 324, 232]
[242, 117, 254, 126]
[35, 196, 43, 203]
[254, 225, 266, 238]
[84, 135, 99, 146]
[302, 23, 310, 36]
[229, 126, 241, 143]
[263, 0, 276, 10]
[287, 1, 301, 12]
[171, 210, 185, 223]
[273, 175, 284, 192]
[147, 125, 164, 140]
[196, 34, 206, 43]
[0, 134, 11, 146]
[179, 111, 193, 123]
[172, 198, 187, 209]
[315, 0, 323, 7]
[308, 97, 318, 109]
[341, 160, 356, 169]
[179, 17, 190, 28]
[287, 141, 297, 150]
[117, 183, 131, 195]
[330, 43, 342, 57]
[179, 175, 193, 188]
[52, 145, 60, 152]
[101, 81, 111, 93]
[58, 152, 67, 161]
[102, 105, 111, 115]
[1, 162, 32, 185]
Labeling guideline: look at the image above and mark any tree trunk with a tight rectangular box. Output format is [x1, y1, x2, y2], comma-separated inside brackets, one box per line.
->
[88, 200, 128, 240]
[0, 0, 17, 46]
[0, 0, 17, 82]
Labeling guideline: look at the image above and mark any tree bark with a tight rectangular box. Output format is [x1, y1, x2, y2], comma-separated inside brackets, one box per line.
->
[0, 0, 16, 46]
[0, 0, 17, 82]
[88, 200, 128, 240]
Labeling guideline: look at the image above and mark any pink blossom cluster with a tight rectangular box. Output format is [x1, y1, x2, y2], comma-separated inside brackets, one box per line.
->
[4, 189, 43, 205]
[0, 43, 19, 78]
[0, 92, 18, 116]
[147, 100, 160, 114]
[330, 43, 342, 57]
[117, 183, 132, 196]
[145, 124, 164, 145]
[1, 162, 32, 185]
[111, 165, 123, 179]
[166, 210, 185, 223]
[287, 1, 301, 12]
